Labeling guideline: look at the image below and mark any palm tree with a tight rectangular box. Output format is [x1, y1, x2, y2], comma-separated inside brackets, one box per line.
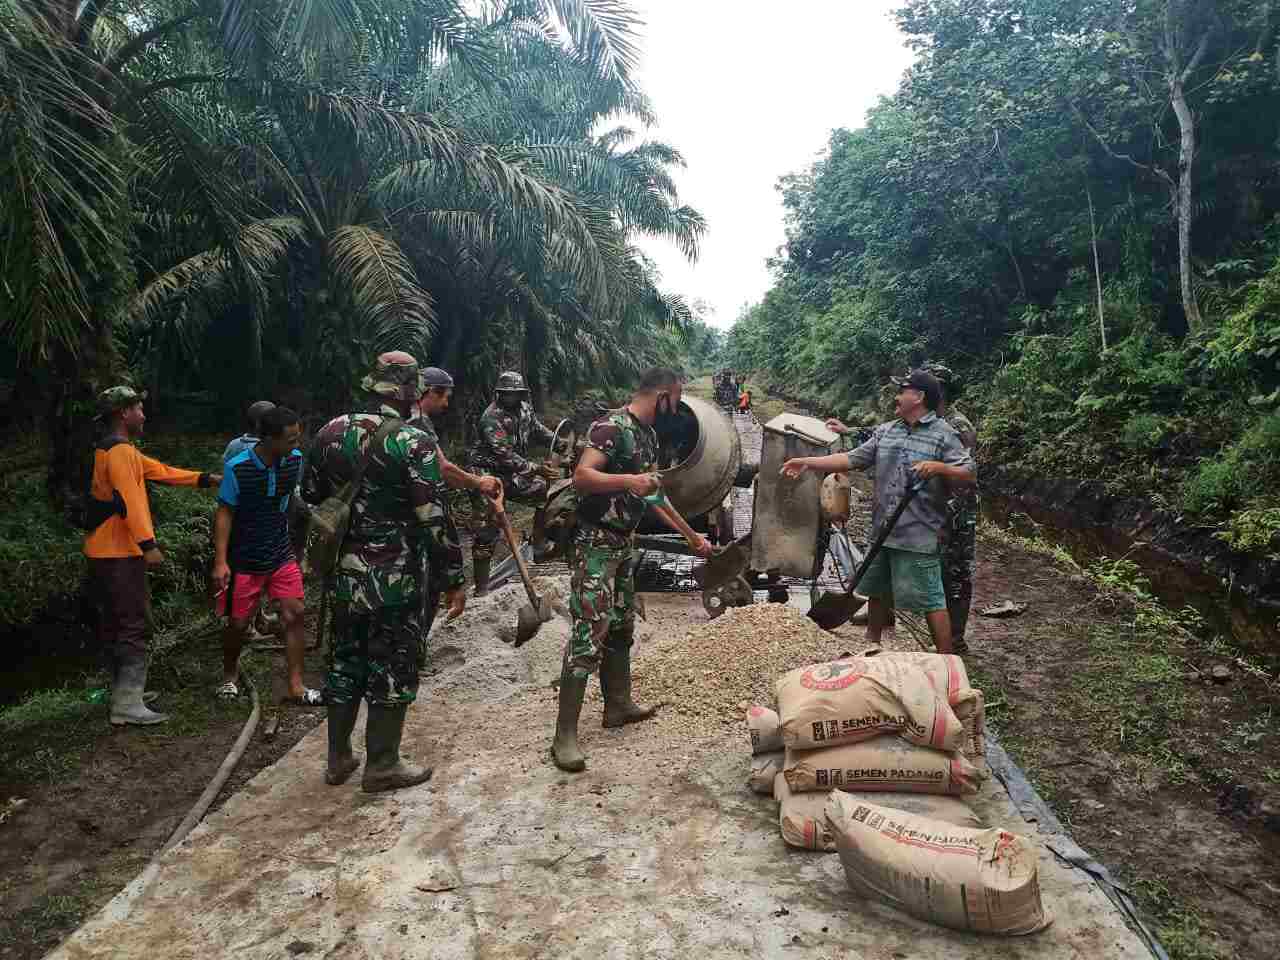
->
[2, 0, 649, 497]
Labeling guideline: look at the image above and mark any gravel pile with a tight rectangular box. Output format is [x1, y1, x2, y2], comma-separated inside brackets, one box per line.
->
[632, 602, 845, 740]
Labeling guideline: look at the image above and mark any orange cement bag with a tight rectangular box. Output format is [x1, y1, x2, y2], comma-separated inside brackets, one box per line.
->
[747, 704, 783, 755]
[773, 775, 982, 852]
[776, 658, 962, 752]
[748, 751, 784, 795]
[825, 793, 1052, 935]
[783, 736, 984, 796]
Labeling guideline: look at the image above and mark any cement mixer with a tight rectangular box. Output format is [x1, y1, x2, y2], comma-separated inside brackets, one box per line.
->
[494, 395, 859, 619]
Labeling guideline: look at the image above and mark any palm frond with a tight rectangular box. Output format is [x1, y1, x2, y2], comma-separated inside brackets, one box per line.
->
[543, 0, 640, 87]
[122, 216, 306, 327]
[328, 224, 436, 352]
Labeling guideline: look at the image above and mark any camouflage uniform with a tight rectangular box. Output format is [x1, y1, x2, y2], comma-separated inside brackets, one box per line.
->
[566, 409, 658, 679]
[941, 407, 978, 648]
[305, 389, 463, 706]
[407, 410, 459, 660]
[466, 389, 555, 564]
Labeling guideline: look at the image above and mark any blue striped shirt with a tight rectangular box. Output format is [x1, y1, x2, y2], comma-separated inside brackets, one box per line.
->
[219, 445, 304, 573]
[846, 412, 974, 553]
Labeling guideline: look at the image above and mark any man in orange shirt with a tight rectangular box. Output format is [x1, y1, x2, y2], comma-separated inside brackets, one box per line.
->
[84, 386, 220, 726]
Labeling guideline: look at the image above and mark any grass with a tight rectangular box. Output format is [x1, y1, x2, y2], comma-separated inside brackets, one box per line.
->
[7, 885, 103, 955]
[975, 519, 1276, 959]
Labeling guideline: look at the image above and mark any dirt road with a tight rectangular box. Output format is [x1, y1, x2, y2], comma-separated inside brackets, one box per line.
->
[47, 579, 1152, 959]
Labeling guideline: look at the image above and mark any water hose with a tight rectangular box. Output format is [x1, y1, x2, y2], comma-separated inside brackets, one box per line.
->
[95, 670, 261, 924]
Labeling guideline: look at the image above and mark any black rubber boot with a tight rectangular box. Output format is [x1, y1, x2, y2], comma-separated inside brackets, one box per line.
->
[472, 556, 492, 598]
[600, 645, 659, 729]
[325, 701, 361, 785]
[551, 665, 587, 772]
[361, 704, 433, 793]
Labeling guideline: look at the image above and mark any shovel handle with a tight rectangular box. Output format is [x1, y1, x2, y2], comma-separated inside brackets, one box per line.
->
[494, 506, 542, 607]
[844, 479, 924, 595]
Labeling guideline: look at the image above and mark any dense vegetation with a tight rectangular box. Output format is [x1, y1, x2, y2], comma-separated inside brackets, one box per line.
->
[729, 0, 1280, 546]
[1, 0, 705, 502]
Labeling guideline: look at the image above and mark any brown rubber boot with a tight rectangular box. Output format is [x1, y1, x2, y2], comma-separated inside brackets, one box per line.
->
[600, 645, 659, 728]
[551, 665, 587, 773]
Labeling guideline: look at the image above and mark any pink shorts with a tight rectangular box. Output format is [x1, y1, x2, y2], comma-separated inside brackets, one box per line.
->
[227, 561, 303, 622]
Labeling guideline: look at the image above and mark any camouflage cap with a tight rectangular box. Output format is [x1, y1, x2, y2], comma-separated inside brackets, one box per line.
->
[360, 350, 423, 405]
[495, 370, 529, 394]
[97, 385, 147, 416]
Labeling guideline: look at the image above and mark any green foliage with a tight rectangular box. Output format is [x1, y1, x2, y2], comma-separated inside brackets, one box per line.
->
[1121, 413, 1168, 452]
[1216, 507, 1280, 555]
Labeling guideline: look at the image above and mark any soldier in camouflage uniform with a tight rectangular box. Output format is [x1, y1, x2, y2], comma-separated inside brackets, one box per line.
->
[466, 370, 558, 594]
[303, 352, 465, 792]
[552, 367, 713, 773]
[410, 367, 501, 664]
[924, 362, 979, 656]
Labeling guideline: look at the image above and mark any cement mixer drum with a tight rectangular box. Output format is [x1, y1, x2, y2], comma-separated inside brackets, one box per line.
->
[655, 395, 742, 520]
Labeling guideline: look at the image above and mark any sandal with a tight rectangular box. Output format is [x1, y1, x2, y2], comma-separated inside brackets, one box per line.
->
[280, 688, 324, 707]
[216, 681, 239, 701]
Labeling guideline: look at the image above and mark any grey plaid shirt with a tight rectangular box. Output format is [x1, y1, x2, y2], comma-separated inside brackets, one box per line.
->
[846, 412, 974, 553]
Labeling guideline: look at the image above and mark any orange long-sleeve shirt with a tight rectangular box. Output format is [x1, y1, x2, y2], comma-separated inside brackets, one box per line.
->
[83, 439, 209, 558]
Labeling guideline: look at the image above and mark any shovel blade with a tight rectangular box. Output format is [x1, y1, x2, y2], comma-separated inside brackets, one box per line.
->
[513, 597, 554, 648]
[515, 604, 543, 646]
[807, 592, 868, 631]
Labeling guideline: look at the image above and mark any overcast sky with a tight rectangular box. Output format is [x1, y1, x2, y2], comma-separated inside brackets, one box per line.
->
[627, 2, 916, 329]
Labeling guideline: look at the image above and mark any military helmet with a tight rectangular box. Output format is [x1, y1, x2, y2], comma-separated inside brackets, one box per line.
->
[97, 385, 147, 418]
[360, 350, 424, 405]
[921, 358, 962, 396]
[495, 370, 529, 394]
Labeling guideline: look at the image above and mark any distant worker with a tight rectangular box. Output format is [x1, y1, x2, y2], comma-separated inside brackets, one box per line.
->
[552, 367, 714, 773]
[783, 369, 974, 654]
[737, 386, 752, 414]
[223, 400, 276, 463]
[304, 352, 464, 792]
[84, 386, 220, 725]
[466, 371, 558, 595]
[924, 361, 978, 656]
[411, 367, 501, 652]
[212, 406, 319, 706]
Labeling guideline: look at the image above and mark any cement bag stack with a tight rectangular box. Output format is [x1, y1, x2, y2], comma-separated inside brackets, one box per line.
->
[777, 656, 988, 797]
[825, 792, 1052, 935]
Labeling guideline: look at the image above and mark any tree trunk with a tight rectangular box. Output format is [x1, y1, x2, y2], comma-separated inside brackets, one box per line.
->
[1087, 180, 1107, 351]
[1169, 74, 1203, 332]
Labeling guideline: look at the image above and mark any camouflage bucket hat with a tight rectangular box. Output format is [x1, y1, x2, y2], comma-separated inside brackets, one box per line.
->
[97, 385, 147, 417]
[360, 350, 423, 405]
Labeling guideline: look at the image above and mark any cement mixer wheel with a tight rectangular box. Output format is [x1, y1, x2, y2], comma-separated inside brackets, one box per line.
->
[702, 576, 753, 619]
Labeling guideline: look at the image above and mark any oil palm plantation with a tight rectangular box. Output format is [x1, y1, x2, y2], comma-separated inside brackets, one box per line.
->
[2, 0, 694, 497]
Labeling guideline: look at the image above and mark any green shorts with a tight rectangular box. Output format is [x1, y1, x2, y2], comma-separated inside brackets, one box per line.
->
[855, 546, 946, 614]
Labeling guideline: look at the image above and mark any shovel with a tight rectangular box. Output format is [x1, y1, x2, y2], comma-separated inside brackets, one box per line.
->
[494, 504, 554, 646]
[807, 477, 924, 630]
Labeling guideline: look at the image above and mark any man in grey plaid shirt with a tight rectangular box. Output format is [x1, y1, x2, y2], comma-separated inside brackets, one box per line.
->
[781, 369, 974, 653]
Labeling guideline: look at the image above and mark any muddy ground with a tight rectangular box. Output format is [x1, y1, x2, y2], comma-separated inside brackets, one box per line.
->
[923, 532, 1280, 960]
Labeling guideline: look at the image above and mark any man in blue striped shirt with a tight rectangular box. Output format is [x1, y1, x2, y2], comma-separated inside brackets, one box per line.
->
[782, 369, 974, 653]
[212, 406, 320, 704]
